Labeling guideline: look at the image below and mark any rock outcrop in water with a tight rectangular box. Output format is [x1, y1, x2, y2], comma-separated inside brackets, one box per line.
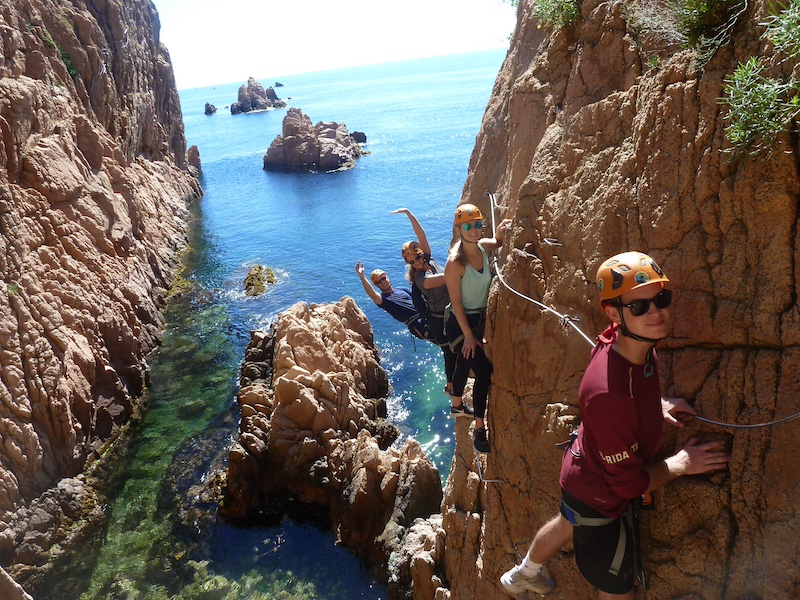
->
[0, 0, 200, 590]
[400, 1, 800, 599]
[242, 264, 275, 296]
[230, 77, 286, 114]
[225, 298, 444, 594]
[263, 108, 366, 172]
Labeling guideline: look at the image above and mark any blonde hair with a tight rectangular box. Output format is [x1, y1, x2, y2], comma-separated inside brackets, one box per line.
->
[448, 237, 469, 266]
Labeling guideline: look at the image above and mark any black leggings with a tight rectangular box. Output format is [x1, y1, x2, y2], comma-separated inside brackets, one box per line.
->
[429, 314, 457, 385]
[446, 311, 493, 419]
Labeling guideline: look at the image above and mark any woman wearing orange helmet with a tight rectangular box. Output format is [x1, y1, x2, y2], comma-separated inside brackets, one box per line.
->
[392, 208, 468, 417]
[444, 203, 511, 453]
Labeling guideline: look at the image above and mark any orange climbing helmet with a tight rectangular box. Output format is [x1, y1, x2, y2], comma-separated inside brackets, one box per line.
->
[402, 241, 424, 263]
[596, 251, 669, 303]
[453, 203, 485, 226]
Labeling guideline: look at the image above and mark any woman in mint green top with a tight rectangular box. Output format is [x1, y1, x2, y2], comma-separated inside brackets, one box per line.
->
[444, 203, 510, 453]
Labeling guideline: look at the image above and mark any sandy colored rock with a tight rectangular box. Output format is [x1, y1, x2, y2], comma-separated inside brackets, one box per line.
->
[263, 108, 366, 172]
[230, 77, 286, 114]
[436, 1, 800, 598]
[0, 0, 200, 589]
[225, 299, 442, 587]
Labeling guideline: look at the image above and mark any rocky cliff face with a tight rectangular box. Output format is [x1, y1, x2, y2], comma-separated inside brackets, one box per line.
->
[226, 299, 444, 597]
[439, 0, 800, 598]
[0, 0, 199, 583]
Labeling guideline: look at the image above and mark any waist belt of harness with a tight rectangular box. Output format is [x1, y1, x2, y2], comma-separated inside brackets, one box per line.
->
[403, 313, 422, 325]
[561, 500, 635, 578]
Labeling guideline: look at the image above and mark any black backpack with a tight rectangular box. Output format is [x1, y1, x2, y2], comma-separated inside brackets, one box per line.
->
[410, 280, 429, 318]
[404, 282, 430, 340]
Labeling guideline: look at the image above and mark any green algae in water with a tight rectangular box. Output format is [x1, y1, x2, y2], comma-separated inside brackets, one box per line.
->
[107, 562, 321, 600]
[79, 292, 241, 599]
[42, 198, 384, 599]
[68, 285, 383, 598]
[173, 562, 320, 599]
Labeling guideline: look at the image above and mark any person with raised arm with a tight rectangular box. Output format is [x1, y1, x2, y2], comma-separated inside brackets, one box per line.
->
[392, 208, 470, 417]
[354, 262, 428, 339]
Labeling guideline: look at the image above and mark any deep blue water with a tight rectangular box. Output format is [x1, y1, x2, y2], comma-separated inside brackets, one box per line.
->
[40, 50, 507, 600]
[180, 49, 506, 472]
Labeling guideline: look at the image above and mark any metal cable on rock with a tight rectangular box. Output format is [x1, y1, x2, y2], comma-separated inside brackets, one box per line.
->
[482, 192, 800, 431]
[485, 192, 595, 347]
[693, 413, 800, 429]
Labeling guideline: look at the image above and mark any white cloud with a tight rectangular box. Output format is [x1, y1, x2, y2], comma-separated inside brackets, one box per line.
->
[153, 0, 517, 89]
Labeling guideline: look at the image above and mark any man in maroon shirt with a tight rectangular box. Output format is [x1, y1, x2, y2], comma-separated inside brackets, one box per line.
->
[501, 251, 730, 598]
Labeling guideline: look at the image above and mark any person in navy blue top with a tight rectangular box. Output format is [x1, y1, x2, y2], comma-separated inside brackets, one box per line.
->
[355, 261, 418, 323]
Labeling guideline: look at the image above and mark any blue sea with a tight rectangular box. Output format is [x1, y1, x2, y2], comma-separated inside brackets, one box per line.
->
[181, 49, 506, 472]
[38, 49, 507, 600]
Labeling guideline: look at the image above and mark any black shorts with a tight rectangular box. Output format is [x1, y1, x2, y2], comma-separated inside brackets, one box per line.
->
[560, 490, 635, 595]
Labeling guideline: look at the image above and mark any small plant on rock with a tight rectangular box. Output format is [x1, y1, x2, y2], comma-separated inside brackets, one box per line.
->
[531, 0, 579, 28]
[720, 1, 800, 156]
[721, 56, 800, 156]
[59, 45, 79, 80]
[762, 0, 800, 58]
[624, 0, 746, 68]
[676, 0, 742, 45]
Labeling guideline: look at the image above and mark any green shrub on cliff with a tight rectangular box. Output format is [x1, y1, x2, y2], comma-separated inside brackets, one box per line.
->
[763, 0, 800, 58]
[721, 56, 800, 156]
[531, 0, 579, 28]
[624, 0, 745, 67]
[721, 1, 800, 156]
[59, 45, 79, 81]
[676, 0, 743, 45]
[41, 31, 79, 81]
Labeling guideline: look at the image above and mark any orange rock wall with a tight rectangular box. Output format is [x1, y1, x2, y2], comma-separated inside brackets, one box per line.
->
[448, 1, 800, 598]
[0, 0, 199, 533]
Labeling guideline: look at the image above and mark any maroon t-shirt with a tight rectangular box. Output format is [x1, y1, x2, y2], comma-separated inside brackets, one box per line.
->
[560, 323, 663, 518]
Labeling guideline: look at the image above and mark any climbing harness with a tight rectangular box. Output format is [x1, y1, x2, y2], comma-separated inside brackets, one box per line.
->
[443, 304, 486, 352]
[483, 191, 800, 432]
[562, 498, 647, 590]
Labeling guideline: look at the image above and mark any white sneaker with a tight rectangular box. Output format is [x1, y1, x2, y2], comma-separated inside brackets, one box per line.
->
[500, 564, 554, 595]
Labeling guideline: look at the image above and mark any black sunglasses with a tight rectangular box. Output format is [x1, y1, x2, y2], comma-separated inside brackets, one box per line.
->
[615, 289, 672, 317]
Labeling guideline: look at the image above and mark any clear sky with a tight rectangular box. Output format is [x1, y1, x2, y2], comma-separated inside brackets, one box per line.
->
[152, 0, 518, 90]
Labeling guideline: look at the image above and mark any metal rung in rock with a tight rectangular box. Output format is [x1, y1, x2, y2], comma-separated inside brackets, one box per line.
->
[474, 450, 502, 483]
